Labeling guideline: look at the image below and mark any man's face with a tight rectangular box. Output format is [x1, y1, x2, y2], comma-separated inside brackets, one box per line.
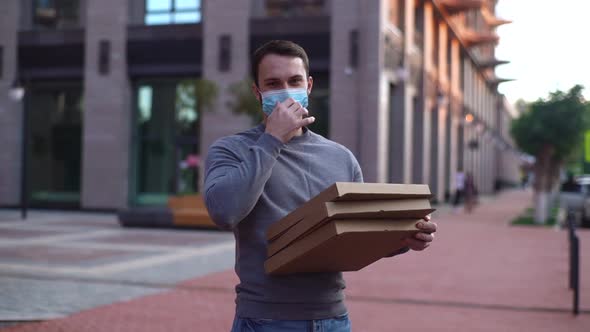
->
[252, 54, 313, 102]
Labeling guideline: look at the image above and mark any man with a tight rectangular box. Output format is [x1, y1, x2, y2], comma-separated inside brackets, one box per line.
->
[204, 40, 437, 332]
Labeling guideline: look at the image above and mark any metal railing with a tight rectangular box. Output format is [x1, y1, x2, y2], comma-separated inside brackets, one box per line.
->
[567, 211, 580, 316]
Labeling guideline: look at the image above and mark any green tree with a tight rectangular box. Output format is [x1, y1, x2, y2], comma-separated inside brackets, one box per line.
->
[227, 78, 263, 125]
[511, 85, 590, 223]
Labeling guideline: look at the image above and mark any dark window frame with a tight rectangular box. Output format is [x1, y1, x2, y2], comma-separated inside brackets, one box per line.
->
[32, 0, 81, 29]
[264, 0, 327, 17]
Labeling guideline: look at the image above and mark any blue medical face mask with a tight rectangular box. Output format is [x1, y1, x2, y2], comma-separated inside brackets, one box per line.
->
[259, 88, 309, 116]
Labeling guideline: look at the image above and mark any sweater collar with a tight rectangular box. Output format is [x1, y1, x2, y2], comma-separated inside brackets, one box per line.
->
[257, 123, 312, 144]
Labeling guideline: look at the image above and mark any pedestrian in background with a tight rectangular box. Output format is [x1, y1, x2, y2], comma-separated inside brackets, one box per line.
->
[452, 169, 465, 213]
[464, 171, 478, 213]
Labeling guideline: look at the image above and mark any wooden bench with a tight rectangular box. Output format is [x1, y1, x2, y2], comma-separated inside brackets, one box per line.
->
[167, 194, 217, 229]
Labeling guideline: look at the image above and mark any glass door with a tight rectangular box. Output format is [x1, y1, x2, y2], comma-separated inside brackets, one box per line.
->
[26, 82, 83, 208]
[130, 78, 201, 206]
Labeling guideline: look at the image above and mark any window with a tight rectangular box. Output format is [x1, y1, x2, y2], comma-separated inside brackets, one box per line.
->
[33, 0, 80, 29]
[145, 0, 201, 25]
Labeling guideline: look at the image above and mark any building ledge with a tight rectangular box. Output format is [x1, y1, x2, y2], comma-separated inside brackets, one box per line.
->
[462, 29, 499, 47]
[481, 6, 512, 27]
[437, 0, 483, 15]
[250, 15, 330, 35]
[487, 76, 515, 88]
[478, 58, 510, 69]
[19, 28, 84, 46]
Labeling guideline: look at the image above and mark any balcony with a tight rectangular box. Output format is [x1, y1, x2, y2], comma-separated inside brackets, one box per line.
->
[462, 29, 499, 48]
[486, 75, 515, 88]
[437, 0, 483, 15]
[481, 6, 512, 27]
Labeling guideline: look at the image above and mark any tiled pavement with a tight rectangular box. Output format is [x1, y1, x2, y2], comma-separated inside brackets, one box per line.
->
[0, 210, 235, 325]
[1, 190, 590, 331]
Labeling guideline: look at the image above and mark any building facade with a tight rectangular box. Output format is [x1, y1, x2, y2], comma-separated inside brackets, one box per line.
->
[0, 0, 521, 210]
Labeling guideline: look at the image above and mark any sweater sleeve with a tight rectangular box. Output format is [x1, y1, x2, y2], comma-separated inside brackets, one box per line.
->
[204, 133, 284, 230]
[346, 149, 364, 183]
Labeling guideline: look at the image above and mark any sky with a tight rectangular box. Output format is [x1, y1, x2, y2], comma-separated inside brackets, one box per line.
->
[494, 0, 590, 104]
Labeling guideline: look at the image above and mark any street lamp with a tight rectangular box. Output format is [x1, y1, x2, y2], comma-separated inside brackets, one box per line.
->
[9, 77, 28, 219]
[9, 78, 25, 102]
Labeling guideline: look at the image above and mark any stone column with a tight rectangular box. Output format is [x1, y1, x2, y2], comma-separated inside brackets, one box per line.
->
[475, 74, 483, 192]
[436, 22, 449, 202]
[412, 92, 425, 184]
[420, 2, 435, 187]
[429, 99, 439, 200]
[356, 0, 388, 183]
[483, 92, 490, 193]
[200, 0, 251, 186]
[402, 0, 415, 184]
[81, 0, 131, 209]
[487, 92, 495, 193]
[330, 0, 360, 154]
[128, 0, 145, 25]
[0, 0, 21, 206]
[390, 81, 406, 183]
[448, 39, 460, 196]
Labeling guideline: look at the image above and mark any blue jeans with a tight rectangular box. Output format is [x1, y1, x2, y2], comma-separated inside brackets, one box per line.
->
[230, 313, 351, 332]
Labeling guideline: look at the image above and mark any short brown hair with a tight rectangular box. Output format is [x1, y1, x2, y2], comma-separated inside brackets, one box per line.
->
[251, 40, 310, 87]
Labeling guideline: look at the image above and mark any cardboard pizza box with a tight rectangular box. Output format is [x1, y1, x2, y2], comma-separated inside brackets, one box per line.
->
[267, 182, 432, 240]
[267, 198, 433, 257]
[265, 219, 421, 275]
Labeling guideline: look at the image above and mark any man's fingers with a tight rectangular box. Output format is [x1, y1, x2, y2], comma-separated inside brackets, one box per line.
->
[416, 221, 437, 233]
[405, 237, 430, 251]
[299, 116, 316, 127]
[270, 101, 281, 114]
[282, 97, 296, 108]
[284, 102, 303, 118]
[414, 232, 434, 242]
[294, 108, 309, 117]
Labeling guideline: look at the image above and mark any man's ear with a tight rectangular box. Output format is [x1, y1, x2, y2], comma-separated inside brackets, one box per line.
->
[307, 76, 313, 95]
[251, 82, 262, 103]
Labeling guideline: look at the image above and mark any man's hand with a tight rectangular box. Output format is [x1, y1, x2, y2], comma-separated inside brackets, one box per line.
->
[265, 98, 315, 143]
[403, 215, 437, 251]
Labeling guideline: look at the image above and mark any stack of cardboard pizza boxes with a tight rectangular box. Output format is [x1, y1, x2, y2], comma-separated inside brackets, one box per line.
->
[265, 182, 434, 275]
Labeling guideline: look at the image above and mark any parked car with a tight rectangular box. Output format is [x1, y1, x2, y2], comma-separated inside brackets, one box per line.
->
[559, 175, 590, 227]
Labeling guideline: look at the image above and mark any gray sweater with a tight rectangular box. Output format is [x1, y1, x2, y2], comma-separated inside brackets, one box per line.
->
[204, 124, 363, 320]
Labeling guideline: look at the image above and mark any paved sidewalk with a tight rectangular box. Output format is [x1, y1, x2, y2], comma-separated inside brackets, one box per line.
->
[0, 210, 235, 327]
[2, 190, 589, 331]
